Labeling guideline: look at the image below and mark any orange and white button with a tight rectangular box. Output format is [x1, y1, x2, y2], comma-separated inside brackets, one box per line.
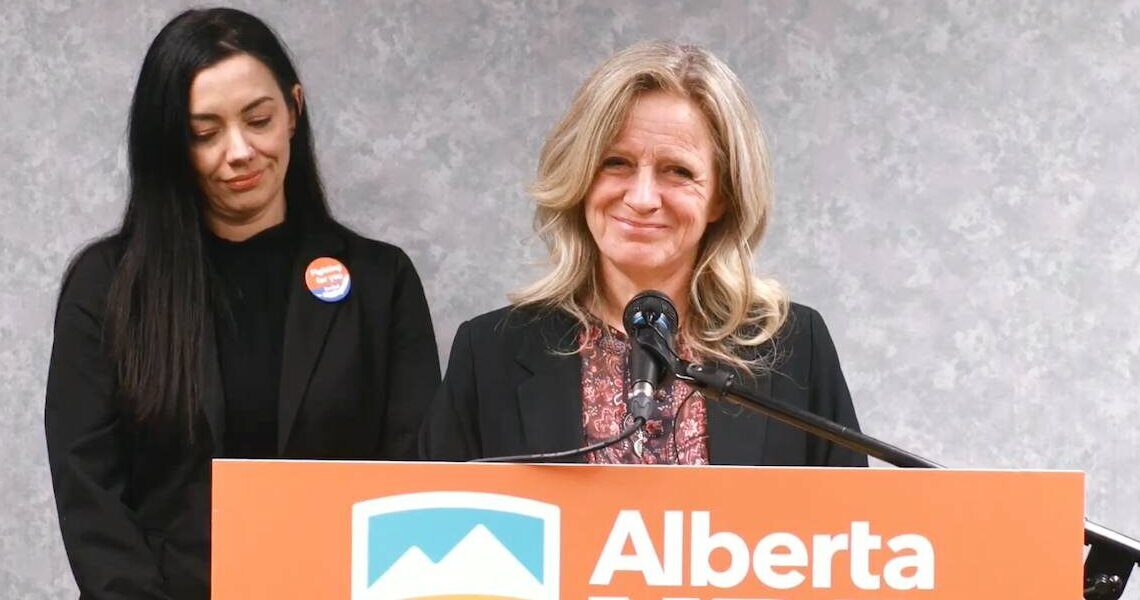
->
[305, 257, 351, 303]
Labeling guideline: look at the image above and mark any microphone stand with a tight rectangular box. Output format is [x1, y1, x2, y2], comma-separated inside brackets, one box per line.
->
[657, 354, 1139, 600]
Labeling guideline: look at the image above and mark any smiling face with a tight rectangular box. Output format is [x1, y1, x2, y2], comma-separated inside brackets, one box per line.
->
[585, 91, 723, 294]
[188, 53, 299, 240]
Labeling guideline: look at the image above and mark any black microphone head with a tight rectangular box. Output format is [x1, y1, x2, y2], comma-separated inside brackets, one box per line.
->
[622, 290, 679, 338]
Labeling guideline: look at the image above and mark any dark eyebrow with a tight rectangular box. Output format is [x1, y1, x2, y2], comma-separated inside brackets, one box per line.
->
[189, 96, 275, 122]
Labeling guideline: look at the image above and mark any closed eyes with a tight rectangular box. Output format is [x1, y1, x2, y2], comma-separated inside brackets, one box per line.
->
[190, 116, 272, 143]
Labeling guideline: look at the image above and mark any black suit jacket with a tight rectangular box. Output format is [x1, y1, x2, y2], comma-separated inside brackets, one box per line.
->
[45, 222, 440, 599]
[421, 303, 865, 467]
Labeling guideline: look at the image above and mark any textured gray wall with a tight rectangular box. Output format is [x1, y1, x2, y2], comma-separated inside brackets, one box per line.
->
[2, 1, 1138, 597]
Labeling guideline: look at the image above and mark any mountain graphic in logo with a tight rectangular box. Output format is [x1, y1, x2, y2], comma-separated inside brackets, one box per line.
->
[351, 492, 560, 599]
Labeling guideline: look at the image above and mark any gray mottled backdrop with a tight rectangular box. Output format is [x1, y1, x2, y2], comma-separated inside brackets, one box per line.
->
[2, 0, 1138, 597]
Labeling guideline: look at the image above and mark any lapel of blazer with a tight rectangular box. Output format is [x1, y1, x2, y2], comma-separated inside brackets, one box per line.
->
[200, 320, 226, 451]
[513, 311, 585, 460]
[706, 354, 774, 465]
[277, 224, 347, 455]
[502, 310, 778, 465]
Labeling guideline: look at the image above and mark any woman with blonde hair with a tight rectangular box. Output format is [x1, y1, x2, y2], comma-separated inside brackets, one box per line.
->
[422, 41, 864, 466]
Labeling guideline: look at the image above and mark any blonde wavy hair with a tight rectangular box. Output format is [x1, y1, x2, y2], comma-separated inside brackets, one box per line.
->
[511, 40, 788, 371]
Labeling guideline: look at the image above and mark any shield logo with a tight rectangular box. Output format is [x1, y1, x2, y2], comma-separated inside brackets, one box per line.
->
[351, 491, 561, 599]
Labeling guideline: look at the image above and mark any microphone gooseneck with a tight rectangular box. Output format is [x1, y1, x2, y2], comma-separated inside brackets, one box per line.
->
[622, 290, 680, 416]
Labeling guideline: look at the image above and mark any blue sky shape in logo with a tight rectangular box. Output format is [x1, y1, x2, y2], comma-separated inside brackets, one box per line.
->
[367, 508, 544, 587]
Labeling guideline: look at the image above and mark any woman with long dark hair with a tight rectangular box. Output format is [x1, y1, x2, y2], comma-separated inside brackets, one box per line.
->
[45, 8, 439, 598]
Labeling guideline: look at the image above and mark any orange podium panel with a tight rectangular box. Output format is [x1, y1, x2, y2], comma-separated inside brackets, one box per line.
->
[212, 460, 1083, 599]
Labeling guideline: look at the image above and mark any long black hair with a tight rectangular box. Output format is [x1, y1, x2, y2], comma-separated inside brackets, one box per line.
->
[105, 8, 330, 433]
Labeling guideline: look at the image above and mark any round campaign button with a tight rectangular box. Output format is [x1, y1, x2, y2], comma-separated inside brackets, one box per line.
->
[305, 257, 351, 302]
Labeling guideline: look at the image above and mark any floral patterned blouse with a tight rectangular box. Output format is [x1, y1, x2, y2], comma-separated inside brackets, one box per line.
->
[580, 323, 709, 465]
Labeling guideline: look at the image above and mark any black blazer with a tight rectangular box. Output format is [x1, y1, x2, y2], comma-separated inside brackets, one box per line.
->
[421, 303, 865, 467]
[45, 223, 440, 600]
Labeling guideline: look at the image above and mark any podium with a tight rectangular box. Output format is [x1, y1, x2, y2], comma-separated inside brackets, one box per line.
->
[212, 460, 1083, 599]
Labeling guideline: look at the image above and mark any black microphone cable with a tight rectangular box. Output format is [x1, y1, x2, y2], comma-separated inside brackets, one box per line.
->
[473, 331, 664, 464]
[470, 417, 646, 463]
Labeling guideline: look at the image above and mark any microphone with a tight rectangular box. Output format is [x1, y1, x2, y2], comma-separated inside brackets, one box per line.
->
[622, 290, 680, 423]
[470, 291, 681, 464]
